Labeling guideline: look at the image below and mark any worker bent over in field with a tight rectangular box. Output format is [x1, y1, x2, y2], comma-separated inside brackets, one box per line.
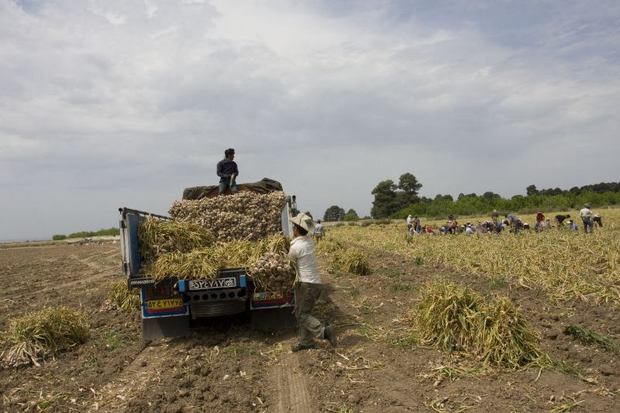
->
[217, 148, 239, 195]
[288, 213, 337, 352]
[505, 213, 524, 234]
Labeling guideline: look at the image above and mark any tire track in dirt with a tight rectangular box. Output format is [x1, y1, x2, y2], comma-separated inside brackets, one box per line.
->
[273, 352, 314, 413]
[89, 341, 170, 412]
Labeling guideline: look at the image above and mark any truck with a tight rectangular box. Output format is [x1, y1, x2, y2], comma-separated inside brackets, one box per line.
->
[118, 181, 299, 340]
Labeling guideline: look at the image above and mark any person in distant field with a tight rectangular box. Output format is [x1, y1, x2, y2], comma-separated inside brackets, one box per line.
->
[535, 212, 545, 232]
[465, 223, 476, 235]
[491, 209, 499, 224]
[593, 214, 603, 228]
[217, 148, 239, 195]
[313, 219, 325, 242]
[580, 204, 593, 233]
[406, 215, 413, 232]
[424, 225, 435, 234]
[544, 219, 552, 230]
[288, 213, 336, 352]
[447, 215, 459, 234]
[413, 216, 422, 233]
[567, 219, 579, 232]
[505, 213, 524, 234]
[555, 214, 570, 227]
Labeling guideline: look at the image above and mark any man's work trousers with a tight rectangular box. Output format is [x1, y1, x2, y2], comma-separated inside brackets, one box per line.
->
[294, 282, 325, 346]
[218, 179, 238, 195]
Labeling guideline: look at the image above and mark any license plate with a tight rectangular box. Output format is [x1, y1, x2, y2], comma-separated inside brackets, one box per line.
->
[253, 291, 284, 301]
[189, 277, 237, 290]
[146, 298, 184, 310]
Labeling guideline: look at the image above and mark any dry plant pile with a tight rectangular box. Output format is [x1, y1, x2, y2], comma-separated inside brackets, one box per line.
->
[317, 239, 371, 275]
[144, 235, 293, 290]
[328, 212, 620, 306]
[169, 191, 286, 242]
[414, 281, 546, 368]
[139, 192, 295, 291]
[138, 218, 215, 265]
[0, 307, 89, 368]
[108, 280, 141, 312]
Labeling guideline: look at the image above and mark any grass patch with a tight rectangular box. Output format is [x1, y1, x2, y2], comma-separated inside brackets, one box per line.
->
[488, 276, 508, 290]
[564, 325, 620, 353]
[391, 334, 418, 348]
[551, 360, 584, 377]
[103, 331, 124, 351]
[1, 306, 89, 368]
[391, 282, 415, 292]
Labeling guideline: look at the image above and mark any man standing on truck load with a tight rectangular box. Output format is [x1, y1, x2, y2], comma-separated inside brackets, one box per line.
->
[288, 213, 337, 352]
[217, 148, 239, 195]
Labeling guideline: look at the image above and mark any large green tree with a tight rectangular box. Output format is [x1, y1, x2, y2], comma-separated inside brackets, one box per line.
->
[371, 180, 399, 218]
[397, 173, 422, 206]
[323, 205, 345, 221]
[343, 209, 359, 221]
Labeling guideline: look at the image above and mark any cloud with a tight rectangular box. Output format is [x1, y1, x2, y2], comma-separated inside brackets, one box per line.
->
[0, 0, 619, 239]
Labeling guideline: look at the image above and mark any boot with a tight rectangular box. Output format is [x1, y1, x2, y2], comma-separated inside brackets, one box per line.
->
[324, 325, 337, 347]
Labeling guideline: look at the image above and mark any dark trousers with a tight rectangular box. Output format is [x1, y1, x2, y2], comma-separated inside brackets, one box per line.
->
[218, 179, 238, 195]
[294, 282, 325, 345]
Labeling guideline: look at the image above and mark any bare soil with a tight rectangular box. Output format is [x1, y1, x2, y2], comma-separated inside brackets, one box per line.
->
[1, 241, 618, 412]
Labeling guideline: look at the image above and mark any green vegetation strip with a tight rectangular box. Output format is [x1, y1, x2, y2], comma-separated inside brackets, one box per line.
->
[564, 325, 620, 353]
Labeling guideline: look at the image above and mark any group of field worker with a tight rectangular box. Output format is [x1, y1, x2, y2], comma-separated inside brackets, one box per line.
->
[406, 204, 602, 236]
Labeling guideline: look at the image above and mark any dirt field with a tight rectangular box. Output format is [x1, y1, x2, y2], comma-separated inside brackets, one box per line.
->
[1, 237, 618, 412]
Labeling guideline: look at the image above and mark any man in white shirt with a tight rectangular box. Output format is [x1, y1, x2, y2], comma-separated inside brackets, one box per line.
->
[288, 213, 336, 352]
[313, 219, 325, 243]
[580, 204, 593, 233]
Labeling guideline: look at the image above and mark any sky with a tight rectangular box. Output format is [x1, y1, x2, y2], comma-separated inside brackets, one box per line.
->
[1, 0, 619, 240]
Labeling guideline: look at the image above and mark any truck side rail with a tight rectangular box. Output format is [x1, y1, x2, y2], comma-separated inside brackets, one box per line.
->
[119, 207, 171, 278]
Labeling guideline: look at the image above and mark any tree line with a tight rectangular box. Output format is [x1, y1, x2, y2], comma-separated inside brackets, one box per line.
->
[370, 174, 620, 219]
[322, 176, 620, 222]
[52, 227, 120, 240]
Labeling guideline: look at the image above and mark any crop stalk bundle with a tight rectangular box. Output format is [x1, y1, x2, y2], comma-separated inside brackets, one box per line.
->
[138, 191, 293, 291]
[1, 306, 89, 368]
[138, 217, 215, 266]
[413, 281, 546, 368]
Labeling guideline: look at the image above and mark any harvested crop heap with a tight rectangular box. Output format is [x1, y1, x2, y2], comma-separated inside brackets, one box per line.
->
[0, 306, 89, 368]
[169, 191, 286, 242]
[140, 192, 295, 291]
[139, 218, 215, 265]
[317, 240, 370, 275]
[108, 280, 141, 312]
[414, 281, 546, 368]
